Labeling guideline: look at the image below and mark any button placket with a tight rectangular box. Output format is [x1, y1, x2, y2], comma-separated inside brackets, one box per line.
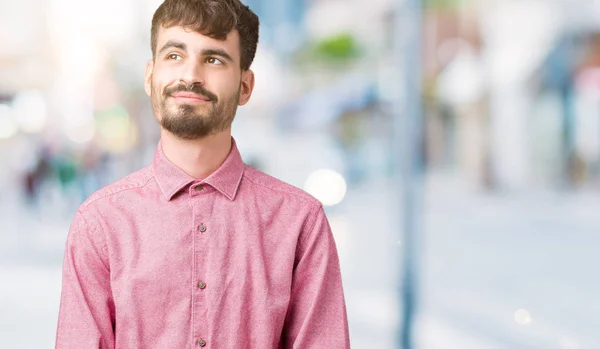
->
[191, 196, 213, 347]
[191, 200, 209, 345]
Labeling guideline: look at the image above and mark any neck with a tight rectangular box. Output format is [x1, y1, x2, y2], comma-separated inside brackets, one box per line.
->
[160, 129, 233, 179]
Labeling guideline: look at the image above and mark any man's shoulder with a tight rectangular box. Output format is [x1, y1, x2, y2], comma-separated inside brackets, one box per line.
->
[242, 165, 321, 207]
[79, 165, 154, 210]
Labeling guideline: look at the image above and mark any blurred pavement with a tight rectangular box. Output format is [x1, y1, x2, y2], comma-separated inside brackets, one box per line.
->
[1, 173, 599, 348]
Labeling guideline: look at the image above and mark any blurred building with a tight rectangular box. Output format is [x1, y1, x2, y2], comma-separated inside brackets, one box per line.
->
[3, 1, 600, 348]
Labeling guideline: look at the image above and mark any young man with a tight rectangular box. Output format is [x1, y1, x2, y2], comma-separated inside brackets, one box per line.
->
[55, 0, 351, 348]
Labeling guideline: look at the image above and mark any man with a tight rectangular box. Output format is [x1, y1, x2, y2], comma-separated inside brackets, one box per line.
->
[55, 0, 351, 348]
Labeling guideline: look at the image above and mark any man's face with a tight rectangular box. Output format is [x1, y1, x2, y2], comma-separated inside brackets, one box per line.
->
[144, 26, 254, 140]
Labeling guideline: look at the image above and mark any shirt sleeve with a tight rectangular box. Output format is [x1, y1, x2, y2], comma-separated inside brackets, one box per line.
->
[282, 204, 351, 348]
[55, 210, 115, 349]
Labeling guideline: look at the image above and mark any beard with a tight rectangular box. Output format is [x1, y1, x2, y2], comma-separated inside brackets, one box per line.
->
[151, 81, 240, 140]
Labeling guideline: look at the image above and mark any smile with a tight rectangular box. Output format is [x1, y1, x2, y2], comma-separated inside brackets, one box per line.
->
[170, 92, 212, 104]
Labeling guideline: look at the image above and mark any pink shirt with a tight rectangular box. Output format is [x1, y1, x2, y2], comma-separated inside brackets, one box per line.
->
[55, 139, 350, 349]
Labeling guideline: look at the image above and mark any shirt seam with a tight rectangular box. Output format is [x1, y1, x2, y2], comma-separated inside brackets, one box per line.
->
[76, 174, 154, 268]
[80, 174, 154, 209]
[242, 173, 319, 206]
[298, 202, 323, 250]
[188, 193, 197, 346]
[76, 209, 110, 272]
[74, 209, 116, 343]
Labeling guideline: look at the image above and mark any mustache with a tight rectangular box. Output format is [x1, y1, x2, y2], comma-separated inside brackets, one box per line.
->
[164, 83, 218, 102]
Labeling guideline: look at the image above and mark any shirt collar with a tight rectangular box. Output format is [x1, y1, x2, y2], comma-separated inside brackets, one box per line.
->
[152, 137, 245, 201]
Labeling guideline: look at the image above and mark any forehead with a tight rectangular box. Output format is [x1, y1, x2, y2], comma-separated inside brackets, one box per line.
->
[156, 26, 240, 59]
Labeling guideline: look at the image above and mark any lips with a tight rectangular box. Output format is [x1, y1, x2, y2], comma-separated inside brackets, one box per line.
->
[170, 92, 211, 101]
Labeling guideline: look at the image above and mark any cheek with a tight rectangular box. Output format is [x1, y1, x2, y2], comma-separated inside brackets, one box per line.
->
[152, 67, 179, 90]
[150, 81, 161, 99]
[151, 77, 172, 97]
[213, 72, 240, 95]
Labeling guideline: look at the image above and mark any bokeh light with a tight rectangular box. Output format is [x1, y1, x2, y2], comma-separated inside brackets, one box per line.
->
[514, 309, 532, 326]
[64, 120, 96, 144]
[12, 91, 48, 133]
[304, 169, 347, 206]
[0, 104, 18, 140]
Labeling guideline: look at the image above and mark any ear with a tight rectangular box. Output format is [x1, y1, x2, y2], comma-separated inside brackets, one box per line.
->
[144, 60, 154, 97]
[238, 69, 255, 106]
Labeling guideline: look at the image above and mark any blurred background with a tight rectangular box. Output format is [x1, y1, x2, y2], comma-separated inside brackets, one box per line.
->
[1, 0, 600, 348]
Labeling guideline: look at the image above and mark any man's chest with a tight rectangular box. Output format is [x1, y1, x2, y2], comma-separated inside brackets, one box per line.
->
[106, 204, 299, 314]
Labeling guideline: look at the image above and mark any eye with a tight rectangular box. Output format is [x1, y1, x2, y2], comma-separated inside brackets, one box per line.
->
[207, 57, 223, 65]
[167, 53, 181, 60]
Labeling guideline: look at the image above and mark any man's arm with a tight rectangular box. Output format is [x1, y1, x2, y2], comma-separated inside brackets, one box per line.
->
[282, 204, 351, 348]
[55, 210, 115, 349]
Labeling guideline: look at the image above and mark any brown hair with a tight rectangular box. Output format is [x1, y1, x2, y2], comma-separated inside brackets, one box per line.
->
[151, 0, 259, 70]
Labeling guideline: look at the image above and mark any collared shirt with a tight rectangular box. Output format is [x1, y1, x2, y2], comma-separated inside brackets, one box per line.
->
[55, 138, 350, 349]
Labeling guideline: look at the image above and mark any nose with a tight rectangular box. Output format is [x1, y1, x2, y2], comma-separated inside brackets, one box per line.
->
[179, 58, 205, 87]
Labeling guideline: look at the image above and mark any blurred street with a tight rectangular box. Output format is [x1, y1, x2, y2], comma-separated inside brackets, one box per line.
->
[4, 0, 600, 347]
[2, 169, 599, 349]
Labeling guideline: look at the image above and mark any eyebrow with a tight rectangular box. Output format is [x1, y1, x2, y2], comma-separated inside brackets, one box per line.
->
[157, 41, 235, 64]
[158, 40, 187, 55]
[201, 48, 234, 63]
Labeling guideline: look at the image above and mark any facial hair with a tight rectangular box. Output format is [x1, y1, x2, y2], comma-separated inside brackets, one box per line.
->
[151, 81, 240, 140]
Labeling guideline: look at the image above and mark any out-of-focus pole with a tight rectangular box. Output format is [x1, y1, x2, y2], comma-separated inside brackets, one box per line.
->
[392, 0, 423, 348]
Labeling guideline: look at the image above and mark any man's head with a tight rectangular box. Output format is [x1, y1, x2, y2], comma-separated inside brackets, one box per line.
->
[144, 0, 259, 140]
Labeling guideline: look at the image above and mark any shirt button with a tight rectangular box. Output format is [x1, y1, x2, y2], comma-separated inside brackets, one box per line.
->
[195, 184, 204, 191]
[197, 281, 207, 289]
[199, 224, 207, 233]
[197, 339, 207, 347]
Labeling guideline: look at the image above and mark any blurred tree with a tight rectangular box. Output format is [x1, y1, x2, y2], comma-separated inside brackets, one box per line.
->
[424, 0, 474, 10]
[293, 32, 362, 70]
[313, 34, 360, 62]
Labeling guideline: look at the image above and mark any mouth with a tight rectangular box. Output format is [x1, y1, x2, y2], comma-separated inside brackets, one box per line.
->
[170, 92, 212, 104]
